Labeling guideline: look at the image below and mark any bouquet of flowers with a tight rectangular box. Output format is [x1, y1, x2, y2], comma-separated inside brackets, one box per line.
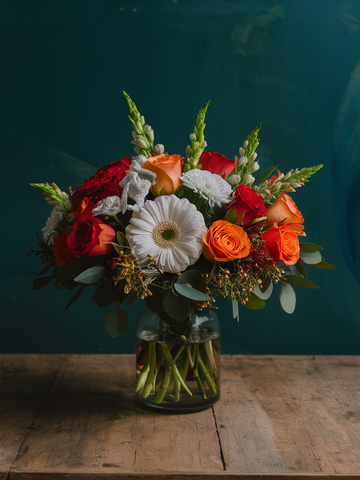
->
[29, 92, 333, 409]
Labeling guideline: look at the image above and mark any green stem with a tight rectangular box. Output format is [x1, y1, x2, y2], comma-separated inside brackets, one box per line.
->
[141, 342, 157, 398]
[204, 341, 218, 378]
[193, 345, 207, 400]
[159, 344, 192, 397]
[155, 365, 172, 404]
[135, 357, 150, 393]
[198, 350, 217, 396]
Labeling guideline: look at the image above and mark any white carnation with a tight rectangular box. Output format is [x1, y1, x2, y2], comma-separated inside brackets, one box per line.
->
[180, 169, 233, 208]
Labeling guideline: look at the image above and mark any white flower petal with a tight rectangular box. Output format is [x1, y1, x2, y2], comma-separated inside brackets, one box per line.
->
[125, 195, 206, 273]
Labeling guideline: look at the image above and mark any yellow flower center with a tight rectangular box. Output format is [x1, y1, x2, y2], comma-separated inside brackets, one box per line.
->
[152, 221, 181, 249]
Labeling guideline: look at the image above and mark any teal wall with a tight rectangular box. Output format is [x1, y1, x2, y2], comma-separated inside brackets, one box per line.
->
[1, 0, 360, 354]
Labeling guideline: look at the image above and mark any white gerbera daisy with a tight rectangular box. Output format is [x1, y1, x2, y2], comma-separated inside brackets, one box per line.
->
[125, 195, 207, 273]
[180, 169, 233, 208]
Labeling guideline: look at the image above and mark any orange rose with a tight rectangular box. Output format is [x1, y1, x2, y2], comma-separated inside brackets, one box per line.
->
[143, 154, 183, 195]
[266, 194, 305, 236]
[262, 222, 300, 265]
[203, 220, 251, 262]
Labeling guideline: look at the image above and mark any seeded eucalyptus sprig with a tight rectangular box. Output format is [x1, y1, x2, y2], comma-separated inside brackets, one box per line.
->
[123, 91, 158, 158]
[183, 100, 210, 172]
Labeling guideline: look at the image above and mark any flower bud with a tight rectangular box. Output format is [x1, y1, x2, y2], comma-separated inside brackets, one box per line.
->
[154, 144, 165, 155]
[243, 140, 249, 149]
[132, 138, 148, 148]
[189, 133, 196, 141]
[229, 174, 241, 185]
[132, 130, 138, 140]
[238, 156, 247, 166]
[245, 174, 255, 186]
[134, 146, 141, 154]
[141, 115, 145, 126]
[194, 141, 200, 150]
[248, 161, 259, 173]
[239, 147, 246, 157]
[250, 152, 257, 161]
[148, 129, 154, 142]
[186, 145, 193, 158]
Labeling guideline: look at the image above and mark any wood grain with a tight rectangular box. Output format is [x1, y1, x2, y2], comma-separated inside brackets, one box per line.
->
[1, 354, 360, 479]
[0, 354, 64, 480]
[214, 356, 360, 476]
[5, 355, 222, 479]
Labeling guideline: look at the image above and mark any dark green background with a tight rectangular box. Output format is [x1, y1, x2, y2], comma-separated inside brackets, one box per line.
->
[1, 0, 359, 354]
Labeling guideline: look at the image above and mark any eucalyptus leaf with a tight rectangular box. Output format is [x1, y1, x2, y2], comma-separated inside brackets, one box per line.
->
[163, 289, 190, 321]
[299, 243, 323, 253]
[74, 266, 104, 284]
[103, 308, 129, 337]
[295, 260, 307, 278]
[308, 260, 336, 270]
[125, 290, 138, 307]
[299, 251, 322, 265]
[177, 269, 207, 293]
[243, 293, 265, 310]
[284, 275, 321, 289]
[254, 282, 273, 300]
[94, 280, 118, 308]
[280, 283, 296, 314]
[174, 283, 210, 301]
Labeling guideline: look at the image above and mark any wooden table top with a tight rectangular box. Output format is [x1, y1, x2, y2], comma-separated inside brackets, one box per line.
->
[1, 354, 360, 479]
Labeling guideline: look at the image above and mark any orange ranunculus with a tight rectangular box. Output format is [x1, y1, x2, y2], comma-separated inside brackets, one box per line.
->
[262, 222, 300, 265]
[203, 220, 251, 262]
[266, 194, 306, 236]
[143, 154, 183, 195]
[53, 231, 72, 267]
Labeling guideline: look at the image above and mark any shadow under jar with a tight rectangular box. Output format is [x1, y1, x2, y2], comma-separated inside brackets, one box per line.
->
[135, 306, 221, 413]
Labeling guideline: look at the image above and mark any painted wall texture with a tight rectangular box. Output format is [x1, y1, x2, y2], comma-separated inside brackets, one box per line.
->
[1, 0, 360, 354]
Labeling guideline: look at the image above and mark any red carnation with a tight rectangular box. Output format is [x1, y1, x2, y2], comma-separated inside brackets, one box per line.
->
[67, 208, 116, 257]
[199, 151, 236, 178]
[71, 157, 131, 216]
[226, 184, 267, 228]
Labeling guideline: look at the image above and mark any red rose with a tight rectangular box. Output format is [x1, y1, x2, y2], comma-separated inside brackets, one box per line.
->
[262, 222, 300, 265]
[199, 152, 236, 178]
[71, 157, 131, 215]
[67, 208, 116, 257]
[53, 231, 72, 267]
[226, 184, 267, 228]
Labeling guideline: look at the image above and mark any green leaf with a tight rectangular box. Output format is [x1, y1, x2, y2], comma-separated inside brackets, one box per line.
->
[65, 284, 86, 310]
[280, 283, 296, 314]
[308, 260, 336, 270]
[116, 231, 129, 248]
[258, 165, 278, 184]
[74, 266, 104, 284]
[299, 243, 323, 253]
[295, 260, 307, 278]
[163, 289, 190, 321]
[174, 283, 210, 301]
[144, 285, 165, 313]
[299, 250, 322, 265]
[284, 275, 321, 289]
[225, 208, 238, 223]
[32, 275, 56, 290]
[243, 293, 265, 310]
[177, 269, 207, 293]
[103, 308, 129, 338]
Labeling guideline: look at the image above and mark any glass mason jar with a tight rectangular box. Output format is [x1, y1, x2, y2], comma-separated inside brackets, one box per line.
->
[135, 306, 221, 412]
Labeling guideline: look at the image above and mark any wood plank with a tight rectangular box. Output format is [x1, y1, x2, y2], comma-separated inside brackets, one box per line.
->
[214, 355, 360, 476]
[9, 354, 223, 479]
[0, 354, 64, 480]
